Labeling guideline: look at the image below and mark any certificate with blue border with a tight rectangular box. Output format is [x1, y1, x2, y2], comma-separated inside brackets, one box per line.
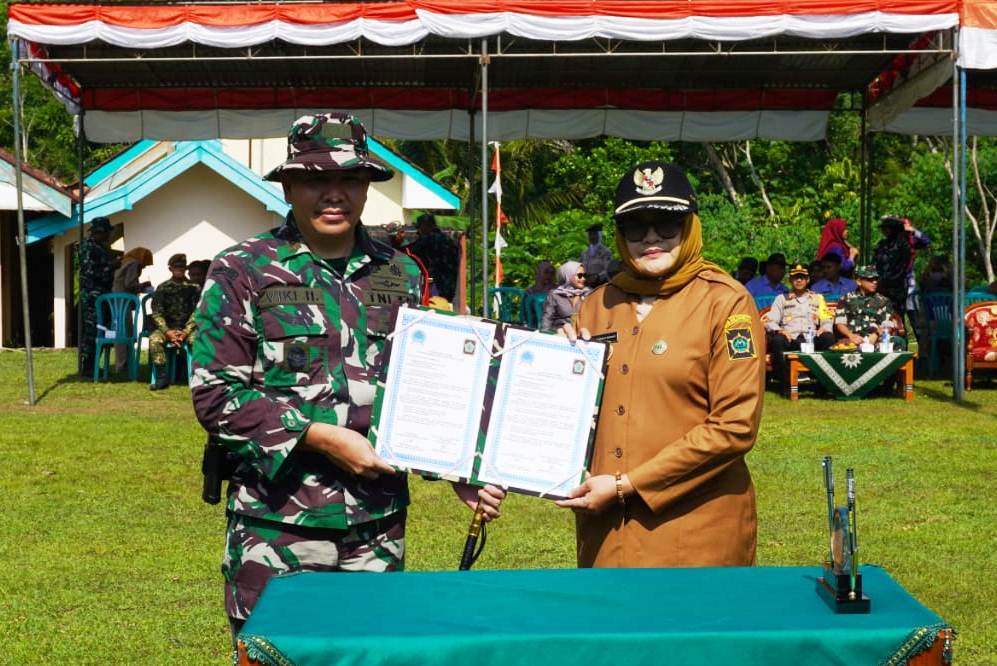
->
[369, 307, 497, 481]
[474, 327, 607, 499]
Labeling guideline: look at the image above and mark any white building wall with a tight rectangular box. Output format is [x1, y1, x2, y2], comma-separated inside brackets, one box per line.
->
[51, 163, 282, 347]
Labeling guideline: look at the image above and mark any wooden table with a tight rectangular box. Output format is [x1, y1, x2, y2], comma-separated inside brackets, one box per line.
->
[787, 353, 915, 401]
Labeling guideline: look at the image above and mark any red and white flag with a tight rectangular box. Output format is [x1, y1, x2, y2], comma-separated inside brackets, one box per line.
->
[487, 141, 508, 286]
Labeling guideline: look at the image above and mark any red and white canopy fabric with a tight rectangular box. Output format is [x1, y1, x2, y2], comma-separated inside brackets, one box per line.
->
[883, 85, 997, 134]
[6, 1, 971, 142]
[7, 1, 961, 48]
[960, 0, 997, 69]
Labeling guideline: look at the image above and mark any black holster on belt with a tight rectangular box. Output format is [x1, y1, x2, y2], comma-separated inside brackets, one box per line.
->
[201, 436, 241, 505]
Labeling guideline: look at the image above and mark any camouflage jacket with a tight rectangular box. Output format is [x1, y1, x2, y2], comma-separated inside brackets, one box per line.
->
[408, 229, 459, 300]
[834, 290, 895, 338]
[79, 238, 117, 294]
[191, 215, 421, 529]
[151, 278, 200, 334]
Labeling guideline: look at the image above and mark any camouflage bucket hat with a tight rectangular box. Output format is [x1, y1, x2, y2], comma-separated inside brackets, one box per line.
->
[854, 265, 879, 279]
[263, 113, 393, 183]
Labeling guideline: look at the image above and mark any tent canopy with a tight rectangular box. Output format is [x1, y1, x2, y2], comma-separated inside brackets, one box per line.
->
[7, 0, 971, 142]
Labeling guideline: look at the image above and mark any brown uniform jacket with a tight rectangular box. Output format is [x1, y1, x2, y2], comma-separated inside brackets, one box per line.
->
[575, 270, 765, 568]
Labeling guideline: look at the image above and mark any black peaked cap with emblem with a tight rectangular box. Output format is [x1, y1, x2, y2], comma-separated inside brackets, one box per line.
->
[613, 161, 698, 220]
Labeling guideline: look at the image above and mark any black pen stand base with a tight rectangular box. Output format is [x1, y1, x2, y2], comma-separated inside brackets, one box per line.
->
[816, 567, 871, 614]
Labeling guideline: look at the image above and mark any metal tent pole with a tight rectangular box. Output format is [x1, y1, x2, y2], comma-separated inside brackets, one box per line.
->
[954, 66, 968, 399]
[950, 57, 962, 400]
[76, 110, 86, 361]
[467, 109, 477, 315]
[479, 39, 490, 318]
[859, 94, 869, 263]
[11, 42, 36, 405]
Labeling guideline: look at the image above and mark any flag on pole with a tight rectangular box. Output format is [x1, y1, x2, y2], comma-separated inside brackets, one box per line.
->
[488, 141, 508, 287]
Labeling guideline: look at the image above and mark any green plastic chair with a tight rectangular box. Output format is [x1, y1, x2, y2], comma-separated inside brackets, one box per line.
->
[966, 291, 994, 305]
[150, 339, 193, 387]
[520, 293, 547, 329]
[922, 291, 953, 377]
[92, 292, 141, 381]
[488, 287, 526, 323]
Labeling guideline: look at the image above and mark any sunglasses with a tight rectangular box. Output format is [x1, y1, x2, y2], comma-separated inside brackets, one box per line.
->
[576, 273, 588, 279]
[616, 218, 685, 243]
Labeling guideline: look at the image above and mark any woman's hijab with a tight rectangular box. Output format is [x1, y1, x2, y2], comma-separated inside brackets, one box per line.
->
[816, 218, 848, 262]
[120, 247, 153, 267]
[609, 214, 723, 297]
[553, 261, 590, 297]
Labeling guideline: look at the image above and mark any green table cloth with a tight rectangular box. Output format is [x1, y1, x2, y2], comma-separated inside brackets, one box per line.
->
[240, 566, 948, 666]
[794, 351, 913, 400]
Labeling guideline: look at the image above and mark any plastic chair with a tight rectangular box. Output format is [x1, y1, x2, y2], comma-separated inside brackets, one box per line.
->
[135, 294, 155, 376]
[966, 291, 993, 305]
[922, 291, 953, 377]
[520, 293, 547, 329]
[753, 293, 778, 310]
[488, 287, 526, 323]
[150, 338, 193, 387]
[92, 292, 141, 382]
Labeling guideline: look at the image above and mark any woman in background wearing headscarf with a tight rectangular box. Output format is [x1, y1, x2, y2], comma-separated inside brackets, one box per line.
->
[112, 247, 153, 372]
[816, 217, 858, 276]
[113, 247, 154, 294]
[541, 261, 589, 331]
[526, 260, 557, 296]
[558, 161, 764, 568]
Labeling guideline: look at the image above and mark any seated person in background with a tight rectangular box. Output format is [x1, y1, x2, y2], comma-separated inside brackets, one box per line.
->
[745, 253, 789, 298]
[807, 260, 824, 287]
[525, 260, 557, 295]
[149, 253, 201, 390]
[186, 259, 211, 292]
[733, 256, 758, 285]
[541, 261, 589, 331]
[920, 254, 952, 292]
[408, 213, 459, 301]
[810, 252, 857, 298]
[834, 265, 906, 350]
[765, 262, 835, 382]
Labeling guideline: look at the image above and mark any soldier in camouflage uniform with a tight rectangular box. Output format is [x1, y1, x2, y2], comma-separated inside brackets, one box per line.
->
[834, 265, 907, 349]
[149, 253, 201, 390]
[190, 114, 504, 635]
[77, 217, 119, 377]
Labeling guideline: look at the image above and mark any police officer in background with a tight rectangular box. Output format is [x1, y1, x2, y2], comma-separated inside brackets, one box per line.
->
[764, 262, 835, 384]
[190, 114, 503, 635]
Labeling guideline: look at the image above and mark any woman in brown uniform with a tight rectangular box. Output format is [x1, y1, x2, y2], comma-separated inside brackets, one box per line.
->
[557, 161, 765, 567]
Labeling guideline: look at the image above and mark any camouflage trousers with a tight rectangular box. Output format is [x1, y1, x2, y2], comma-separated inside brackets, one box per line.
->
[148, 330, 194, 367]
[223, 510, 406, 622]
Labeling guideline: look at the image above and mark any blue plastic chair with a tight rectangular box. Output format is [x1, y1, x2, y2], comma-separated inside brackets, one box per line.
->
[488, 287, 526, 323]
[136, 294, 155, 375]
[150, 338, 193, 387]
[520, 293, 547, 329]
[966, 291, 994, 305]
[922, 291, 953, 377]
[92, 292, 141, 382]
[753, 293, 778, 310]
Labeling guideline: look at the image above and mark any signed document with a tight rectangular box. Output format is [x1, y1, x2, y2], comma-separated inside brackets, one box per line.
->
[475, 328, 607, 499]
[370, 308, 497, 480]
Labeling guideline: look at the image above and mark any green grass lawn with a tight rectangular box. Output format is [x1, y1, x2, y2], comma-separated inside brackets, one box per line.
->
[0, 349, 994, 664]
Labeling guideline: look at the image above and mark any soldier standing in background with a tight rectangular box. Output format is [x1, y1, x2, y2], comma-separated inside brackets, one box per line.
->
[190, 113, 503, 636]
[77, 217, 119, 377]
[149, 253, 200, 390]
[408, 212, 459, 301]
[580, 223, 613, 287]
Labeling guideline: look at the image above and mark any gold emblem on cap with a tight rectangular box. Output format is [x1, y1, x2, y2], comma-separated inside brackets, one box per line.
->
[634, 166, 664, 196]
[651, 339, 668, 355]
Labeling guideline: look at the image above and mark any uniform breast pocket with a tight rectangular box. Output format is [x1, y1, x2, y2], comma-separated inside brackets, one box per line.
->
[259, 305, 329, 388]
[362, 304, 397, 369]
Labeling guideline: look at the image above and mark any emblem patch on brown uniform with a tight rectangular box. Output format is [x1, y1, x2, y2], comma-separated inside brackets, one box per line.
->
[724, 313, 756, 360]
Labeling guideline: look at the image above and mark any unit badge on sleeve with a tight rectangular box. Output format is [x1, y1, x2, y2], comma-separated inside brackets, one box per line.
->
[724, 313, 756, 360]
